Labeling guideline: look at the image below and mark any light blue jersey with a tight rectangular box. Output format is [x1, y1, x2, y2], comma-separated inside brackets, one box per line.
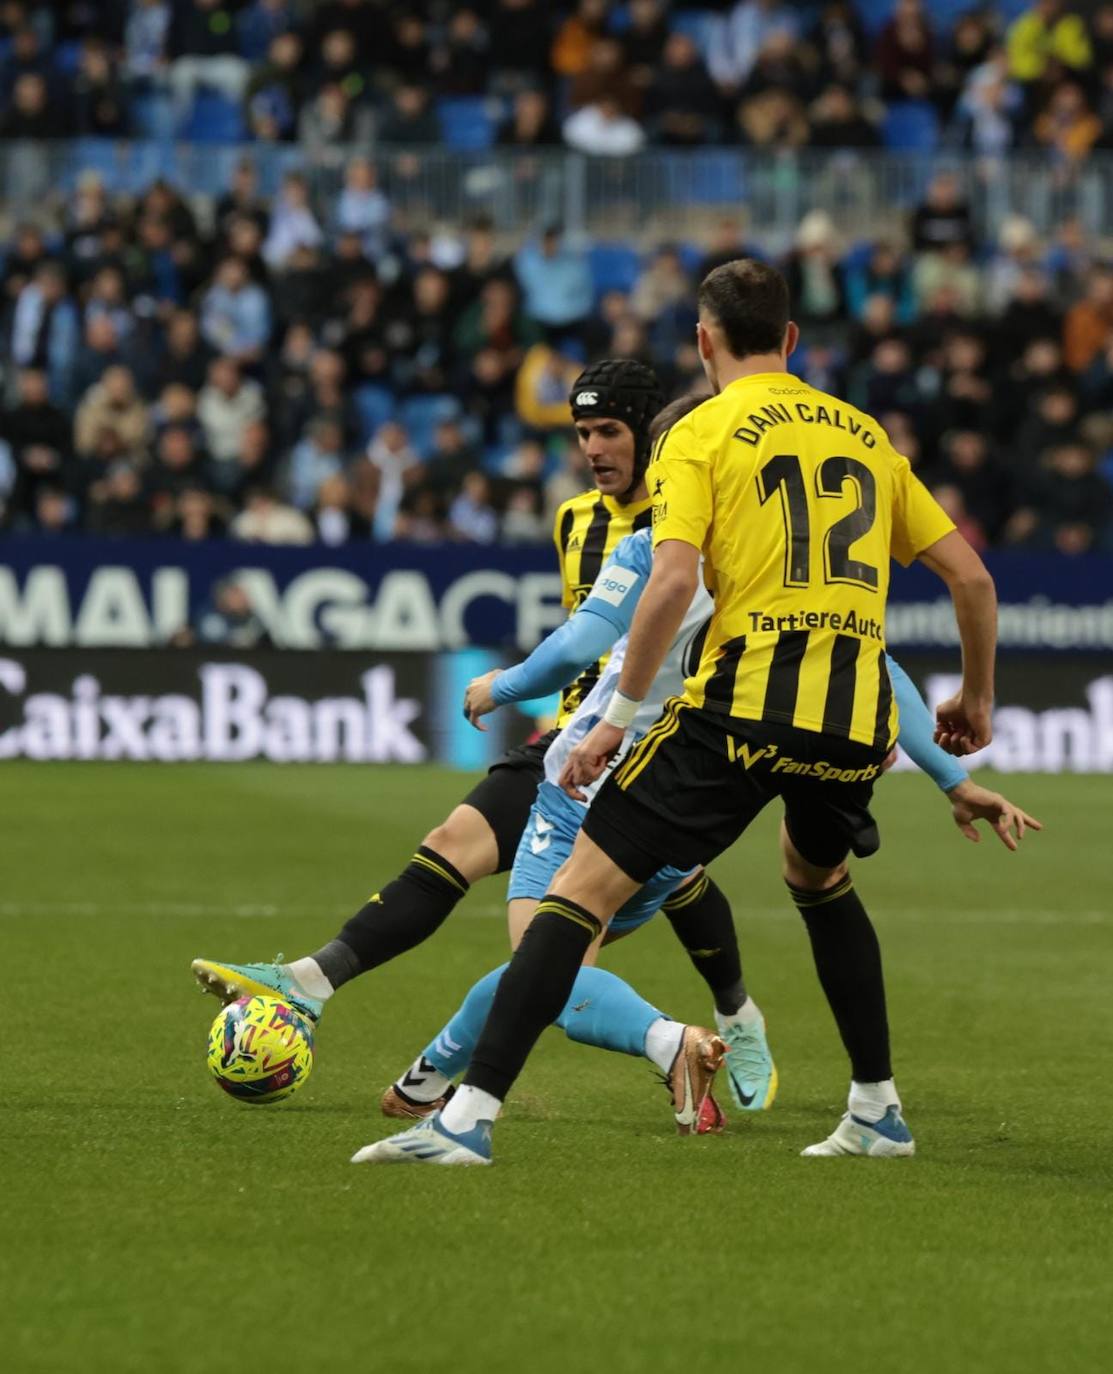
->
[510, 530, 711, 930]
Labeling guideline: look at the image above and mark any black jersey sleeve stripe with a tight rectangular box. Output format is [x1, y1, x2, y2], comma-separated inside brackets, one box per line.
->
[632, 506, 652, 533]
[558, 503, 576, 557]
[703, 635, 747, 711]
[872, 652, 894, 751]
[577, 498, 613, 590]
[820, 633, 860, 738]
[761, 629, 809, 725]
[683, 615, 712, 680]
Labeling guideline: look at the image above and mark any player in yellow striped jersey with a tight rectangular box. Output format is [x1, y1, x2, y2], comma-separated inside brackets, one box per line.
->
[426, 260, 1006, 1164]
[550, 369, 654, 723]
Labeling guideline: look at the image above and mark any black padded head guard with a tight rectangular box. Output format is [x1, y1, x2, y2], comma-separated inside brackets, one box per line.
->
[568, 358, 664, 497]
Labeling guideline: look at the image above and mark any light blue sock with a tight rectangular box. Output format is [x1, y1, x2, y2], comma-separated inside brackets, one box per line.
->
[555, 966, 664, 1058]
[421, 963, 507, 1077]
[421, 962, 665, 1080]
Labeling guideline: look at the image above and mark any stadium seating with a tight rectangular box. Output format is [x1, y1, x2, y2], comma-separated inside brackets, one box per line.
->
[399, 395, 463, 457]
[180, 92, 247, 146]
[130, 91, 177, 143]
[668, 8, 718, 54]
[2, 1, 1111, 555]
[882, 102, 941, 154]
[354, 385, 397, 445]
[672, 152, 746, 207]
[437, 98, 499, 152]
[588, 243, 642, 299]
[855, 0, 1030, 36]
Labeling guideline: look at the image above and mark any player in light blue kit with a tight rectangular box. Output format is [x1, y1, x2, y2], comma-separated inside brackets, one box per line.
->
[372, 519, 736, 1142]
[356, 397, 1036, 1165]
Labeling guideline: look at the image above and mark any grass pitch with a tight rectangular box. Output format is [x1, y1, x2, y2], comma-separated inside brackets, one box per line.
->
[3, 763, 1110, 1373]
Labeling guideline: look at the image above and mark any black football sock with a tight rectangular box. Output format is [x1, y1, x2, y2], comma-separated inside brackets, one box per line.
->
[663, 873, 747, 1015]
[787, 875, 892, 1083]
[465, 897, 600, 1102]
[311, 847, 469, 989]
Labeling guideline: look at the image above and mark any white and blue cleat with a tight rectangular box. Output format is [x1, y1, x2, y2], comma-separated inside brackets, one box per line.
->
[801, 1105, 916, 1158]
[191, 957, 325, 1024]
[716, 1010, 778, 1112]
[351, 1112, 493, 1166]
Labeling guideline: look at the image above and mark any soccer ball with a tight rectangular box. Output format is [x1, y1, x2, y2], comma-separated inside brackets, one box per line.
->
[207, 995, 315, 1103]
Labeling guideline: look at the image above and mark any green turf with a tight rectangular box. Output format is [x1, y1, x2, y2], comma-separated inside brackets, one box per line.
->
[3, 763, 1109, 1373]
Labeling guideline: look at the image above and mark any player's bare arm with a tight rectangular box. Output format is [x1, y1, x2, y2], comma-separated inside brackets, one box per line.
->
[916, 529, 998, 756]
[463, 669, 502, 729]
[560, 538, 699, 797]
[945, 778, 1043, 851]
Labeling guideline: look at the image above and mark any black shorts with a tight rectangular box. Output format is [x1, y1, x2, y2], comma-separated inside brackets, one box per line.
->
[460, 728, 560, 873]
[583, 702, 886, 885]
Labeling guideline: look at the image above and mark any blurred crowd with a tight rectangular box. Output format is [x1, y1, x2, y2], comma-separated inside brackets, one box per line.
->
[3, 157, 1112, 554]
[0, 1, 1111, 555]
[1, 2, 1113, 156]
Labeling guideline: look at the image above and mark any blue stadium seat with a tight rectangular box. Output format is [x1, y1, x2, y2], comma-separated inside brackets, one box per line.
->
[883, 101, 940, 153]
[64, 141, 171, 198]
[842, 240, 876, 272]
[677, 242, 705, 277]
[399, 394, 462, 457]
[669, 9, 717, 55]
[481, 445, 511, 474]
[588, 242, 642, 298]
[496, 412, 524, 449]
[354, 385, 396, 444]
[181, 91, 247, 145]
[131, 91, 176, 141]
[858, 0, 1030, 37]
[66, 138, 122, 190]
[55, 41, 83, 75]
[664, 151, 745, 207]
[854, 0, 895, 37]
[607, 3, 631, 34]
[121, 141, 178, 193]
[437, 98, 497, 152]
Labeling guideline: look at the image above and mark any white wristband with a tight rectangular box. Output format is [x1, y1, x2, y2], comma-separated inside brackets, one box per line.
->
[603, 691, 642, 730]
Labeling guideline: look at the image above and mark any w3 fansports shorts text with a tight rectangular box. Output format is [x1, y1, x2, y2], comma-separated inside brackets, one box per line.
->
[583, 699, 889, 884]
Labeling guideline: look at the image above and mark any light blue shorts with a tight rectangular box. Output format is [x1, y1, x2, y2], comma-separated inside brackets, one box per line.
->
[507, 781, 695, 932]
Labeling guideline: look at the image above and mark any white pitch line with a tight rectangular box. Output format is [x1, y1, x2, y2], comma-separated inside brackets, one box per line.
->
[0, 901, 1106, 925]
[0, 900, 509, 920]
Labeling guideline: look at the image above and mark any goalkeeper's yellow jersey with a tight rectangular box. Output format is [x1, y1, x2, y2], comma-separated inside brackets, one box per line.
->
[649, 373, 954, 750]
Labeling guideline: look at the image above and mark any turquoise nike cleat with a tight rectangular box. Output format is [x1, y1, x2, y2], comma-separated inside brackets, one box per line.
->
[715, 1010, 778, 1111]
[351, 1113, 493, 1166]
[191, 957, 325, 1024]
[801, 1105, 916, 1158]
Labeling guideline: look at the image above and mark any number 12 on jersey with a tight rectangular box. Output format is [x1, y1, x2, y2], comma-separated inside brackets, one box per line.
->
[756, 453, 880, 593]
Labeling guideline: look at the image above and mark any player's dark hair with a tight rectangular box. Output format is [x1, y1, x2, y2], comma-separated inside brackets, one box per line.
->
[697, 259, 790, 360]
[648, 393, 709, 443]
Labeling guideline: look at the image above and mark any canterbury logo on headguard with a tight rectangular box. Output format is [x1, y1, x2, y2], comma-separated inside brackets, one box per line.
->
[575, 391, 598, 406]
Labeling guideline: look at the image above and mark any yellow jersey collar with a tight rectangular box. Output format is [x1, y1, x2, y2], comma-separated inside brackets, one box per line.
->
[721, 372, 797, 391]
[600, 491, 650, 513]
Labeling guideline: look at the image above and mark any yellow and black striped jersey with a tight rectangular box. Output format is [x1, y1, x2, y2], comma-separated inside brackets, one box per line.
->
[553, 487, 653, 726]
[649, 373, 954, 750]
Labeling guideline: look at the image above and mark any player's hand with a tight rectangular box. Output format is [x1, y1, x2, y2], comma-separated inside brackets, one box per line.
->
[559, 720, 625, 801]
[934, 692, 993, 756]
[463, 670, 502, 731]
[947, 779, 1043, 851]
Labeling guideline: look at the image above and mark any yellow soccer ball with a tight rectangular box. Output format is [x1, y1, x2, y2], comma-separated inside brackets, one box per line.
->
[207, 995, 315, 1103]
